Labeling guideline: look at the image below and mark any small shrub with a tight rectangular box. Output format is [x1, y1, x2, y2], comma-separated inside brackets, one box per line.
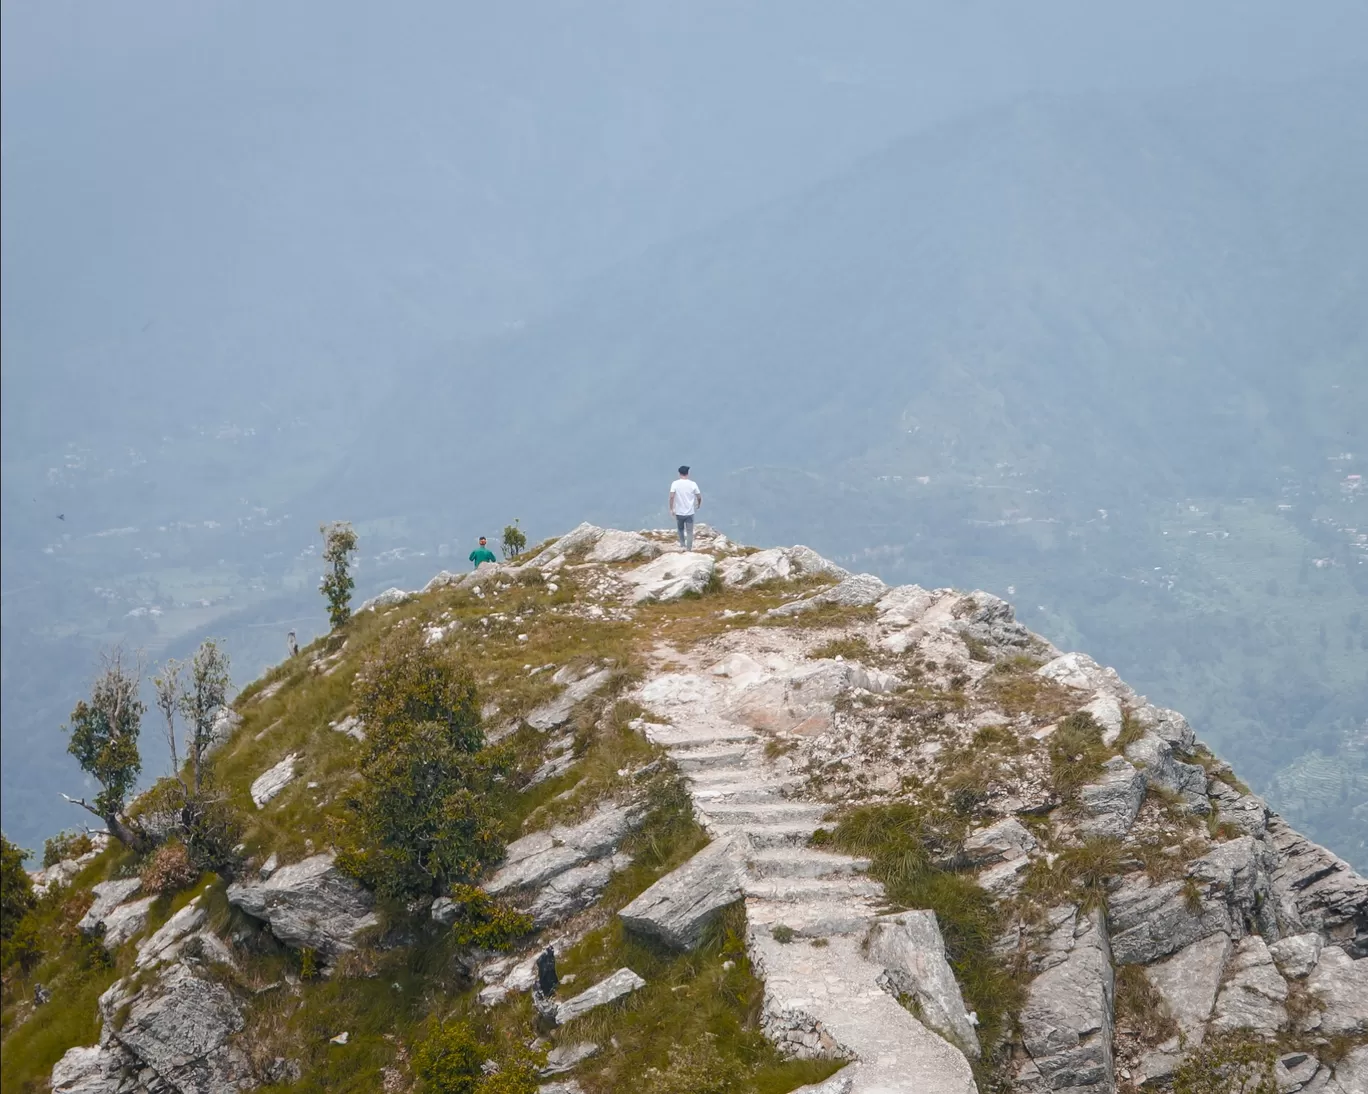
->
[414, 1018, 484, 1094]
[299, 947, 318, 981]
[139, 840, 198, 895]
[444, 885, 534, 952]
[500, 520, 527, 562]
[42, 830, 93, 869]
[771, 924, 796, 944]
[961, 634, 993, 663]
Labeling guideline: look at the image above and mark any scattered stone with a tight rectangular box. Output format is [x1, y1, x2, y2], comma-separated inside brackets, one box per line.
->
[541, 1042, 599, 1075]
[34, 982, 51, 1006]
[865, 910, 981, 1057]
[330, 1031, 349, 1045]
[330, 715, 364, 741]
[250, 752, 300, 807]
[1210, 936, 1289, 1036]
[553, 968, 646, 1025]
[527, 853, 633, 926]
[1143, 932, 1231, 1042]
[623, 552, 716, 603]
[619, 836, 746, 950]
[259, 852, 280, 879]
[226, 852, 379, 957]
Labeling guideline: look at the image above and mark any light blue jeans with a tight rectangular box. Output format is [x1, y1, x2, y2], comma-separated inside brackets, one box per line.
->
[675, 514, 694, 550]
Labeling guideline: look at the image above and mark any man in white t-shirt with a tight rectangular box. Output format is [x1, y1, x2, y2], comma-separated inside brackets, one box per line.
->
[668, 465, 703, 550]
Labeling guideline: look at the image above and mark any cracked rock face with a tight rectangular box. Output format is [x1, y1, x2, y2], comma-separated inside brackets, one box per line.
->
[622, 552, 716, 603]
[226, 851, 377, 957]
[1143, 931, 1231, 1043]
[1209, 936, 1289, 1036]
[866, 910, 981, 1058]
[1017, 907, 1115, 1093]
[249, 752, 299, 808]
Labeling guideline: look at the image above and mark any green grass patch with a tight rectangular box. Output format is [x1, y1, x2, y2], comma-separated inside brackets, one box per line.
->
[1047, 713, 1110, 800]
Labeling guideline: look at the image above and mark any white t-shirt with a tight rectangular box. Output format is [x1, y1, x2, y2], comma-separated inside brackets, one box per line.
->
[670, 477, 701, 517]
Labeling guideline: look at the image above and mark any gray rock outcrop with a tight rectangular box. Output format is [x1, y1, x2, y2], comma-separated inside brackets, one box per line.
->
[623, 552, 716, 603]
[226, 851, 378, 957]
[250, 752, 299, 808]
[553, 968, 646, 1025]
[767, 573, 888, 617]
[526, 665, 615, 731]
[1303, 945, 1368, 1036]
[618, 835, 746, 950]
[585, 529, 659, 563]
[77, 878, 143, 937]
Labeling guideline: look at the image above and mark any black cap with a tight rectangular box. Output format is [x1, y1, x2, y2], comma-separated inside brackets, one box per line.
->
[678, 465, 690, 474]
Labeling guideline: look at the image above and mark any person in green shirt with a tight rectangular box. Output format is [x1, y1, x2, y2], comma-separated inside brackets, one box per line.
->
[469, 536, 498, 567]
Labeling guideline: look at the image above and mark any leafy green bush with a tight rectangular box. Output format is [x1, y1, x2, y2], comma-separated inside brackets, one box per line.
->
[338, 629, 509, 899]
[2, 832, 40, 974]
[444, 885, 533, 952]
[500, 521, 527, 561]
[42, 830, 93, 869]
[320, 521, 359, 628]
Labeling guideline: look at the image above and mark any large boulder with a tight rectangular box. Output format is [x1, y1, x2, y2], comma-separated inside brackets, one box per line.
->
[226, 852, 378, 957]
[1017, 906, 1115, 1092]
[1108, 837, 1277, 966]
[111, 962, 252, 1093]
[618, 836, 746, 950]
[101, 897, 157, 950]
[526, 853, 633, 926]
[865, 910, 980, 1057]
[1266, 816, 1368, 957]
[622, 552, 716, 603]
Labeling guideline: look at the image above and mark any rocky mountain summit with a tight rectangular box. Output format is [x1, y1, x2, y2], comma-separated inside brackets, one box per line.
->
[10, 523, 1367, 1094]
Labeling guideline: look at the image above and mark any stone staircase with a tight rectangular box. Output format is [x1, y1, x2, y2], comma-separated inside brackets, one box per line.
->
[637, 666, 980, 1094]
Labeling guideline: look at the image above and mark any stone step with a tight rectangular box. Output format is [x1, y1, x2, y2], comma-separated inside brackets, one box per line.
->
[746, 847, 872, 880]
[743, 874, 885, 903]
[745, 898, 880, 938]
[692, 784, 789, 806]
[674, 746, 753, 772]
[697, 801, 829, 828]
[726, 821, 822, 849]
[649, 726, 758, 751]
